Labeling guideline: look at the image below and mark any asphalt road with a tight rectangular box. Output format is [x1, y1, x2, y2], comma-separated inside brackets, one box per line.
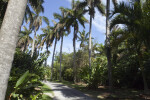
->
[44, 81, 94, 100]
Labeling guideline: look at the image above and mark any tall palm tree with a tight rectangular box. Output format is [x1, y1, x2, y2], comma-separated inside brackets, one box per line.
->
[53, 8, 70, 81]
[53, 12, 65, 82]
[0, 0, 27, 99]
[77, 0, 105, 76]
[62, 0, 88, 82]
[106, 0, 117, 91]
[30, 14, 42, 57]
[50, 21, 61, 81]
[0, 0, 44, 27]
[40, 24, 56, 75]
[50, 33, 59, 81]
[30, 15, 49, 57]
[40, 25, 54, 51]
[24, 0, 45, 24]
[110, 1, 149, 92]
[17, 26, 33, 52]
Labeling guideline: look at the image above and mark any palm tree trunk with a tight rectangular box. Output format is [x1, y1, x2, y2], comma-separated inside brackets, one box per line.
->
[31, 30, 36, 57]
[89, 15, 92, 76]
[137, 49, 149, 92]
[23, 39, 27, 53]
[73, 28, 77, 83]
[0, 0, 27, 99]
[59, 33, 63, 82]
[50, 37, 57, 81]
[106, 0, 113, 91]
[44, 60, 47, 66]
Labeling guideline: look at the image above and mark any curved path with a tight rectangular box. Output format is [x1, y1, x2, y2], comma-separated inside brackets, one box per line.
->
[44, 81, 94, 100]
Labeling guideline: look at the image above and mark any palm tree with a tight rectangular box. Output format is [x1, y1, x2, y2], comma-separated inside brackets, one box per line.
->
[50, 32, 59, 81]
[106, 0, 117, 91]
[50, 20, 61, 81]
[40, 25, 54, 51]
[24, 0, 45, 24]
[30, 14, 42, 57]
[0, 0, 27, 99]
[62, 0, 88, 82]
[53, 8, 70, 81]
[110, 1, 149, 92]
[17, 26, 33, 52]
[77, 0, 105, 76]
[77, 30, 89, 48]
[40, 24, 56, 78]
[53, 12, 65, 82]
[30, 15, 49, 57]
[38, 18, 58, 80]
[0, 0, 44, 27]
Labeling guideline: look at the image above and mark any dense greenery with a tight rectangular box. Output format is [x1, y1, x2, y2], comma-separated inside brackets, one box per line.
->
[5, 49, 51, 99]
[1, 0, 150, 99]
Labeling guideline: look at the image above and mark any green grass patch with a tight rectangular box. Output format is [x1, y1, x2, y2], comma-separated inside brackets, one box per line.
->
[41, 94, 52, 100]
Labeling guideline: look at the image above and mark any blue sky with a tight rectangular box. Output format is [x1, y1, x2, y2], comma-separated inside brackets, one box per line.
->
[34, 0, 126, 65]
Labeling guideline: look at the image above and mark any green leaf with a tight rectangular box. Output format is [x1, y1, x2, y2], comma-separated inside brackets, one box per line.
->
[15, 70, 29, 88]
[42, 16, 49, 25]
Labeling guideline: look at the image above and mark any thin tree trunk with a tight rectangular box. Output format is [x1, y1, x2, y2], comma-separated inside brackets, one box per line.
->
[89, 15, 92, 76]
[106, 0, 113, 91]
[73, 29, 77, 83]
[50, 37, 57, 81]
[44, 60, 47, 66]
[142, 69, 149, 92]
[31, 30, 36, 57]
[0, 0, 27, 99]
[137, 49, 149, 92]
[59, 33, 63, 82]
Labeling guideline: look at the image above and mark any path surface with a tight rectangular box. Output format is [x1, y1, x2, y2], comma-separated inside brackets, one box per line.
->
[44, 81, 94, 100]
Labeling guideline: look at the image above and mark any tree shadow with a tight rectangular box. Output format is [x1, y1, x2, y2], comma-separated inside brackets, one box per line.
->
[51, 83, 93, 100]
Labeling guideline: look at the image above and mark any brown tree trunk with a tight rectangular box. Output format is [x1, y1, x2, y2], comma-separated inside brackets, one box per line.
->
[0, 0, 27, 99]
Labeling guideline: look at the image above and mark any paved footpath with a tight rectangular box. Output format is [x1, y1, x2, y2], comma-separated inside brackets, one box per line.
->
[44, 81, 94, 100]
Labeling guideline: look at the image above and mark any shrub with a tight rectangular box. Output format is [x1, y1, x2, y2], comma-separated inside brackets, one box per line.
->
[80, 57, 107, 89]
[6, 71, 43, 100]
[63, 68, 74, 81]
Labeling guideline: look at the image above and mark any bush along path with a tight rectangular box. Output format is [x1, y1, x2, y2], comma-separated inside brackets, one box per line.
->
[43, 81, 94, 100]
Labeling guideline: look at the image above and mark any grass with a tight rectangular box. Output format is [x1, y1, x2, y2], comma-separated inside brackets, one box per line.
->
[41, 94, 52, 100]
[57, 80, 150, 100]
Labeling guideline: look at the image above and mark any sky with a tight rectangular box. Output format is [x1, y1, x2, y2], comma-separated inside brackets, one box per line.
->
[35, 0, 127, 65]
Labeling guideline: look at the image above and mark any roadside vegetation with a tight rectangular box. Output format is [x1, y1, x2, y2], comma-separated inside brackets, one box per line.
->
[0, 0, 150, 100]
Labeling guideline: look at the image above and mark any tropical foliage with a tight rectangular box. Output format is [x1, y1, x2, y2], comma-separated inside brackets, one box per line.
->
[1, 0, 150, 99]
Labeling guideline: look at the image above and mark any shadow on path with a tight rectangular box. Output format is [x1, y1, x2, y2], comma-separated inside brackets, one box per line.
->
[44, 81, 94, 100]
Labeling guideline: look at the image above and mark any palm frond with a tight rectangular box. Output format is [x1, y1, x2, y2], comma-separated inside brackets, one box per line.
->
[110, 14, 129, 30]
[96, 3, 105, 15]
[42, 16, 49, 25]
[53, 13, 62, 20]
